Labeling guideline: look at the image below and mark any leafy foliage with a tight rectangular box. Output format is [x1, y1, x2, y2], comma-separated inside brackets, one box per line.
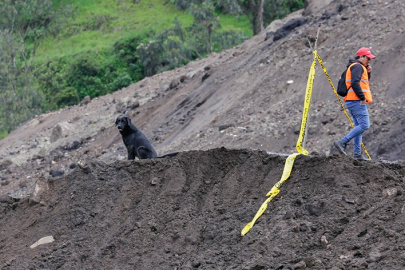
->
[0, 0, 302, 139]
[264, 0, 305, 23]
[39, 4, 247, 91]
[0, 0, 72, 138]
[37, 31, 151, 109]
[0, 31, 44, 134]
[0, 55, 44, 138]
[189, 0, 219, 52]
[136, 17, 247, 76]
[172, 0, 304, 35]
[212, 29, 247, 52]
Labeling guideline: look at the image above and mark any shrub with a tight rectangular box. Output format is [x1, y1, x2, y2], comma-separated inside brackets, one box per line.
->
[37, 31, 153, 108]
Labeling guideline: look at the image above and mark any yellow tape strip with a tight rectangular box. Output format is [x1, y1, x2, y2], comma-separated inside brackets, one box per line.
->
[296, 53, 317, 155]
[241, 52, 318, 236]
[241, 153, 300, 236]
[241, 50, 372, 237]
[315, 53, 371, 160]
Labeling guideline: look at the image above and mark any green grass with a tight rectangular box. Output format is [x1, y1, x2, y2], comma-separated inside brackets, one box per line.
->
[217, 13, 252, 37]
[37, 0, 251, 63]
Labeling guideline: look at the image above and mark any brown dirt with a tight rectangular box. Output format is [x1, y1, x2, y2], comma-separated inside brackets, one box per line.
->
[1, 0, 405, 269]
[1, 148, 405, 269]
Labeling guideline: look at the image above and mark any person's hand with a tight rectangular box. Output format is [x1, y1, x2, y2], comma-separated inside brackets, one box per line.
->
[367, 65, 372, 73]
[360, 100, 366, 105]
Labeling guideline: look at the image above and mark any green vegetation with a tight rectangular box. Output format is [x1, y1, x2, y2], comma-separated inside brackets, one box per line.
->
[171, 0, 305, 35]
[0, 0, 71, 137]
[37, 30, 150, 109]
[0, 0, 304, 139]
[35, 0, 253, 110]
[37, 0, 193, 62]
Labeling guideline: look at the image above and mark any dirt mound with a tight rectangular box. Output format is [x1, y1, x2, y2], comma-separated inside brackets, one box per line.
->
[1, 0, 405, 268]
[1, 0, 405, 199]
[1, 148, 404, 269]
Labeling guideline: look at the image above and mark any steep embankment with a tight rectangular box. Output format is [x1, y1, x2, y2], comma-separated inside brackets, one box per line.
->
[1, 0, 405, 199]
[1, 1, 405, 268]
[1, 148, 404, 269]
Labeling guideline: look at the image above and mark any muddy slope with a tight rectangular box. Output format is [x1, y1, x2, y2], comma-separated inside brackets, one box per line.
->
[1, 0, 405, 199]
[1, 0, 405, 268]
[1, 148, 404, 269]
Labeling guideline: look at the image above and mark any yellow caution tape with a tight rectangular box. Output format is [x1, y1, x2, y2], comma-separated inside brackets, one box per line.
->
[241, 194, 276, 236]
[296, 52, 317, 155]
[265, 152, 301, 196]
[241, 51, 318, 236]
[241, 153, 301, 236]
[315, 53, 371, 160]
[241, 49, 372, 237]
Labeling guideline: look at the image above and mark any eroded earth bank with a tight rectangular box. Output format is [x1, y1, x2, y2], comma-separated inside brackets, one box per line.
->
[1, 148, 405, 270]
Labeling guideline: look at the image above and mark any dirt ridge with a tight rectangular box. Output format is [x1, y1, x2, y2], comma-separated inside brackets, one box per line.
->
[1, 0, 405, 198]
[1, 0, 405, 268]
[1, 148, 405, 269]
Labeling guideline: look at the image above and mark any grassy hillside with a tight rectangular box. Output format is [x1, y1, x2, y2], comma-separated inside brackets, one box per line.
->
[0, 0, 254, 139]
[28, 0, 252, 113]
[38, 0, 251, 63]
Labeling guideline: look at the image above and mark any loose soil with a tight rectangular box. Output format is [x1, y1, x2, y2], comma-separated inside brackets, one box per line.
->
[1, 0, 405, 269]
[1, 148, 405, 269]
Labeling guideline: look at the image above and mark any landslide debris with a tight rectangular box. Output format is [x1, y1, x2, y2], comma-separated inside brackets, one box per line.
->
[1, 0, 405, 199]
[1, 148, 404, 269]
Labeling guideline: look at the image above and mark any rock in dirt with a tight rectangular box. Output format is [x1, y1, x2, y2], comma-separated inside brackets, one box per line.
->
[169, 78, 181, 89]
[303, 0, 334, 16]
[50, 125, 62, 143]
[30, 236, 55, 249]
[79, 96, 91, 106]
[0, 194, 13, 204]
[273, 18, 307, 41]
[0, 149, 404, 269]
[49, 170, 64, 178]
[202, 70, 212, 82]
[0, 159, 12, 171]
[50, 123, 72, 143]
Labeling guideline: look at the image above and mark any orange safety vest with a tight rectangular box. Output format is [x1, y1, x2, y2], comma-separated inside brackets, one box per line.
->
[344, 62, 373, 103]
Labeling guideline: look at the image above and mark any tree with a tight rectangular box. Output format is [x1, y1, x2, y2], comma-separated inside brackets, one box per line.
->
[137, 5, 247, 76]
[258, 0, 264, 32]
[189, 0, 219, 53]
[0, 0, 72, 136]
[171, 0, 220, 53]
[264, 0, 304, 24]
[215, 0, 305, 35]
[137, 20, 192, 76]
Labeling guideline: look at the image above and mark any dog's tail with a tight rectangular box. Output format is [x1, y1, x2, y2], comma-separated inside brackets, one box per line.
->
[157, 152, 179, 158]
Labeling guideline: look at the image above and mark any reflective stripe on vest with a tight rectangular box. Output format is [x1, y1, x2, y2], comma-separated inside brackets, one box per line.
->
[344, 62, 373, 103]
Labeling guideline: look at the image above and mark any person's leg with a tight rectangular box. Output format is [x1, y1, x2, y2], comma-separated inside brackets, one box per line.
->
[344, 103, 370, 155]
[343, 104, 369, 141]
[353, 104, 370, 155]
[334, 103, 355, 154]
[353, 133, 362, 155]
[335, 102, 370, 155]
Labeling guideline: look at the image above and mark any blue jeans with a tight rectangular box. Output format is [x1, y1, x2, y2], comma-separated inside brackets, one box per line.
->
[342, 102, 370, 155]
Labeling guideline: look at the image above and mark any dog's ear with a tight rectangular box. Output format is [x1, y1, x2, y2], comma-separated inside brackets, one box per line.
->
[125, 117, 132, 126]
[115, 117, 119, 125]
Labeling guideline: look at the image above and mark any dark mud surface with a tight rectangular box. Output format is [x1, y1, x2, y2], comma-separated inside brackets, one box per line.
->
[1, 0, 405, 269]
[1, 148, 405, 269]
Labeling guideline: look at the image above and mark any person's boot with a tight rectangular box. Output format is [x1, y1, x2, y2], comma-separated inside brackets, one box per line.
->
[334, 140, 348, 155]
[353, 153, 370, 160]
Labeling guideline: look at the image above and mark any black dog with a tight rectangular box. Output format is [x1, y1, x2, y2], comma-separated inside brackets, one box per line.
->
[115, 116, 157, 160]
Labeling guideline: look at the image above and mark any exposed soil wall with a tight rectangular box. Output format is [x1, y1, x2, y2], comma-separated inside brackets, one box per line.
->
[1, 148, 404, 269]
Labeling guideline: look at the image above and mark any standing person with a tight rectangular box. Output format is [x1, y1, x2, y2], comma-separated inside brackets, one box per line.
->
[334, 47, 376, 160]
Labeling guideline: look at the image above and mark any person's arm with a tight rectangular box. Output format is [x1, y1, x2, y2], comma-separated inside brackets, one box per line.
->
[367, 65, 372, 80]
